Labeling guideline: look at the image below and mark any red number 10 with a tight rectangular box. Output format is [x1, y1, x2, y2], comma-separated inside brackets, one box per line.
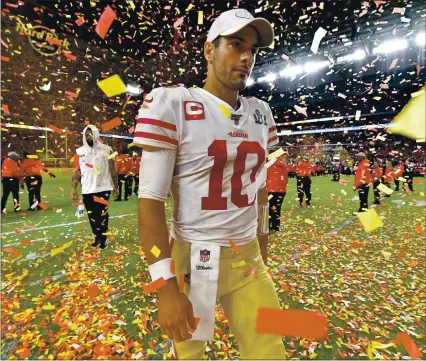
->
[201, 140, 265, 210]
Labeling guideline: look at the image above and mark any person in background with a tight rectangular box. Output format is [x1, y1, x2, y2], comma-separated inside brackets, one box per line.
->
[71, 125, 119, 249]
[115, 147, 132, 201]
[383, 160, 393, 197]
[132, 152, 142, 196]
[403, 159, 415, 192]
[332, 162, 340, 181]
[353, 152, 372, 213]
[393, 160, 405, 191]
[372, 159, 383, 205]
[267, 153, 295, 232]
[296, 156, 314, 207]
[21, 152, 56, 210]
[1, 152, 23, 213]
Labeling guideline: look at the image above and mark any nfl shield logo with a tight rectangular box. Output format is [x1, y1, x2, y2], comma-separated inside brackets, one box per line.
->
[200, 249, 210, 263]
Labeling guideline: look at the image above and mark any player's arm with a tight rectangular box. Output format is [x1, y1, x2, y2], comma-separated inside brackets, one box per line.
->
[108, 158, 119, 195]
[71, 155, 81, 199]
[137, 145, 196, 343]
[257, 185, 269, 264]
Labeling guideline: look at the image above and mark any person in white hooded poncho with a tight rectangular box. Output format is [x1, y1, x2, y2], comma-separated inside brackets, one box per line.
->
[71, 125, 119, 249]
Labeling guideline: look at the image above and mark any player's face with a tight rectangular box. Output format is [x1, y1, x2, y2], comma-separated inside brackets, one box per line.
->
[212, 26, 259, 90]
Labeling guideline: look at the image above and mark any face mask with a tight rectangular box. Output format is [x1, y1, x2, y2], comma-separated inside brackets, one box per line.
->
[87, 139, 94, 147]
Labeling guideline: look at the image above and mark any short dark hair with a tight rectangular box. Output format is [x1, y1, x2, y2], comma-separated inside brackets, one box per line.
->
[211, 36, 222, 48]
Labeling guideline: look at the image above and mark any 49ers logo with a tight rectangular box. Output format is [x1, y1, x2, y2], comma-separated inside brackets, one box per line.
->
[228, 131, 248, 138]
[184, 101, 205, 120]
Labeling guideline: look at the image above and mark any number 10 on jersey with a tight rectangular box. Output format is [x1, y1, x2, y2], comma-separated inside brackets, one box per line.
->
[201, 140, 265, 210]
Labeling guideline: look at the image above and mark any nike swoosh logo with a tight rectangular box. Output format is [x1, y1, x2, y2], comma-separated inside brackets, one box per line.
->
[144, 97, 153, 103]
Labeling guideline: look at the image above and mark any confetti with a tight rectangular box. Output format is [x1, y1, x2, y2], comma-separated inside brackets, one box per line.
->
[95, 5, 117, 39]
[150, 245, 161, 258]
[101, 117, 122, 132]
[97, 74, 127, 97]
[356, 208, 383, 233]
[143, 277, 166, 295]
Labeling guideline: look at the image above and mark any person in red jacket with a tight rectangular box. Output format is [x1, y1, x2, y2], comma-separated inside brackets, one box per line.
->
[1, 152, 24, 213]
[296, 156, 314, 207]
[353, 152, 372, 212]
[267, 154, 295, 232]
[115, 147, 133, 201]
[132, 153, 142, 196]
[372, 159, 383, 205]
[21, 152, 56, 210]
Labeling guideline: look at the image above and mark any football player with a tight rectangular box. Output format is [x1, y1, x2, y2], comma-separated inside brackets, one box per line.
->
[135, 9, 286, 360]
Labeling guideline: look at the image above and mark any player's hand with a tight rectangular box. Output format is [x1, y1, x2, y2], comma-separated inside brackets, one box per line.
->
[157, 278, 197, 343]
[113, 186, 119, 198]
[260, 244, 268, 264]
[50, 172, 56, 178]
[20, 183, 24, 190]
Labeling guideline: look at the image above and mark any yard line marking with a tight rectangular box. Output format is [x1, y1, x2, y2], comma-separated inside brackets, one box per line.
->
[2, 213, 136, 236]
[3, 237, 48, 247]
[2, 220, 26, 225]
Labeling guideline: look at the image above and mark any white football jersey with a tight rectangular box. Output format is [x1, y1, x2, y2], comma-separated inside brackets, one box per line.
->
[134, 86, 278, 246]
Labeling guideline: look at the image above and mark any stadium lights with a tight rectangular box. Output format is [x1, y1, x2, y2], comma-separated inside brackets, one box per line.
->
[246, 78, 255, 86]
[373, 39, 408, 54]
[341, 49, 366, 62]
[303, 60, 330, 73]
[279, 65, 304, 78]
[258, 73, 277, 83]
[126, 84, 142, 95]
[416, 32, 425, 46]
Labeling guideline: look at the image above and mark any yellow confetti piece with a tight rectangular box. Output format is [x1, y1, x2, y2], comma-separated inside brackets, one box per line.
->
[185, 3, 194, 11]
[389, 85, 425, 141]
[107, 151, 118, 159]
[304, 219, 314, 225]
[198, 10, 203, 24]
[232, 260, 246, 268]
[267, 147, 285, 160]
[51, 241, 72, 257]
[220, 104, 230, 118]
[356, 208, 383, 233]
[27, 154, 39, 159]
[97, 74, 127, 97]
[420, 192, 425, 196]
[268, 194, 273, 200]
[150, 245, 161, 258]
[128, 143, 135, 148]
[42, 303, 55, 310]
[377, 183, 393, 195]
[355, 110, 361, 120]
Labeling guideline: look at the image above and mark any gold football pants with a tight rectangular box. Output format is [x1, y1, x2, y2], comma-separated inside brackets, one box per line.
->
[171, 238, 287, 360]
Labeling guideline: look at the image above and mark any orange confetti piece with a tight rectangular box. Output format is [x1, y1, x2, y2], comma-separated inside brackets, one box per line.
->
[38, 202, 48, 210]
[48, 124, 63, 134]
[143, 277, 166, 295]
[247, 267, 256, 276]
[394, 331, 422, 359]
[85, 163, 94, 168]
[170, 259, 175, 275]
[2, 104, 10, 114]
[179, 274, 184, 293]
[397, 248, 406, 261]
[95, 5, 117, 39]
[71, 202, 83, 207]
[415, 224, 425, 235]
[75, 17, 85, 26]
[46, 37, 62, 46]
[414, 179, 422, 185]
[20, 240, 33, 246]
[229, 240, 240, 254]
[188, 317, 201, 334]
[256, 308, 328, 339]
[63, 51, 76, 61]
[101, 117, 122, 132]
[281, 284, 291, 291]
[352, 241, 362, 249]
[93, 196, 109, 206]
[1, 56, 10, 62]
[88, 284, 99, 298]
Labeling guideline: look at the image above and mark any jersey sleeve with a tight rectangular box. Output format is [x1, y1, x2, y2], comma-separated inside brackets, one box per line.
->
[265, 103, 279, 149]
[133, 87, 179, 150]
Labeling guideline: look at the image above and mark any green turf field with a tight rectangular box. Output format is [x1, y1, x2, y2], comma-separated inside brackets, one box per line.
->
[1, 168, 425, 360]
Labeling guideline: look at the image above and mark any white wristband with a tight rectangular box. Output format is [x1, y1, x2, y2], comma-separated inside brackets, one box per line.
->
[258, 203, 269, 235]
[148, 258, 175, 282]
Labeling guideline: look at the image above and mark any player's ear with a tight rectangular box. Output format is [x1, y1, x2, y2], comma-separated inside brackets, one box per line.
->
[204, 41, 214, 63]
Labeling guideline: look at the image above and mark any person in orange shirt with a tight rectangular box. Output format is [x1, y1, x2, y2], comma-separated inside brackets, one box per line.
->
[267, 154, 295, 232]
[1, 152, 24, 213]
[353, 152, 372, 212]
[21, 152, 56, 210]
[295, 156, 314, 207]
[372, 159, 383, 205]
[392, 160, 405, 191]
[115, 147, 133, 201]
[132, 153, 142, 196]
